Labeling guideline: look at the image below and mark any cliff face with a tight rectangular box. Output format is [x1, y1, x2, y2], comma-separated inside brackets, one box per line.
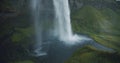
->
[0, 0, 118, 13]
[69, 0, 119, 11]
[70, 0, 120, 51]
[66, 0, 120, 63]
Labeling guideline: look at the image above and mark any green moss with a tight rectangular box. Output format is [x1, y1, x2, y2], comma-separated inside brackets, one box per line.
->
[72, 5, 105, 34]
[11, 33, 24, 42]
[71, 5, 120, 52]
[11, 27, 34, 42]
[65, 47, 120, 63]
[69, 5, 120, 63]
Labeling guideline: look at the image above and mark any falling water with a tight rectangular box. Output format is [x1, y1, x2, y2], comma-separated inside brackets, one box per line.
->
[53, 0, 72, 41]
[29, 0, 113, 59]
[30, 0, 47, 56]
[53, 0, 87, 44]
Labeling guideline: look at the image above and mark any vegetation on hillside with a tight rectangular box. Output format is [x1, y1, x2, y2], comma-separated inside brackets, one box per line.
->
[66, 1, 120, 62]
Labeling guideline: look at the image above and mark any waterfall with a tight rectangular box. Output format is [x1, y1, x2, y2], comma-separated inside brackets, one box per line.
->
[53, 0, 72, 41]
[53, 0, 85, 44]
[30, 0, 47, 56]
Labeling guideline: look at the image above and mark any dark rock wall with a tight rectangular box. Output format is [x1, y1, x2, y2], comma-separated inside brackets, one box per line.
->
[69, 0, 119, 11]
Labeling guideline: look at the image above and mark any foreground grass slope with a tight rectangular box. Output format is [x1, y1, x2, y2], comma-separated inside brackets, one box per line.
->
[65, 47, 120, 63]
[66, 5, 120, 63]
[72, 5, 120, 51]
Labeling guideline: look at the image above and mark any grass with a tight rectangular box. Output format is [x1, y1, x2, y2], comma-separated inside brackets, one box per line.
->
[67, 5, 120, 63]
[71, 5, 120, 52]
[65, 46, 120, 63]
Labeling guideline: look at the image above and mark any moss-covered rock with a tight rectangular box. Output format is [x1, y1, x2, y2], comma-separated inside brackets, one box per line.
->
[71, 5, 120, 52]
[11, 27, 34, 42]
[68, 4, 120, 63]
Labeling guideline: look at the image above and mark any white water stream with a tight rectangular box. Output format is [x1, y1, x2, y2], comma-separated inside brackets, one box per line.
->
[53, 0, 90, 44]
